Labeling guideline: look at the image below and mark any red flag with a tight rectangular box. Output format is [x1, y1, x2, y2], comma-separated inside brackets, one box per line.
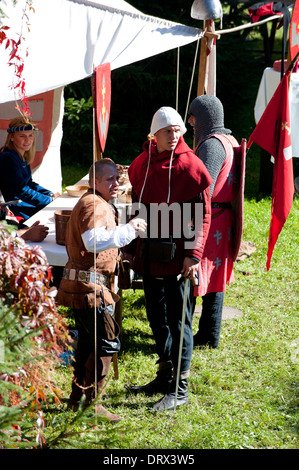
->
[248, 71, 294, 270]
[94, 63, 111, 153]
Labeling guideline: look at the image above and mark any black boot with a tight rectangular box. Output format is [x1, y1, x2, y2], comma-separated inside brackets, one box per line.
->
[193, 330, 220, 349]
[193, 292, 223, 349]
[126, 365, 173, 396]
[152, 378, 188, 412]
[193, 331, 213, 349]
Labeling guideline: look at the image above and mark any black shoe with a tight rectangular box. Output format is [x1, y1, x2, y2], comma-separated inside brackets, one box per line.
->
[126, 370, 173, 396]
[193, 332, 206, 348]
[152, 379, 188, 412]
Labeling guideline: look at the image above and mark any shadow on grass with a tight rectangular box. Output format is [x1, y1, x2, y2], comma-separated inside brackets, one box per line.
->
[120, 330, 155, 357]
[108, 390, 162, 413]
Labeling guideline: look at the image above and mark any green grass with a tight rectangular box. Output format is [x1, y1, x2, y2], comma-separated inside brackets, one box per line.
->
[50, 193, 298, 450]
[61, 164, 90, 192]
[111, 196, 298, 449]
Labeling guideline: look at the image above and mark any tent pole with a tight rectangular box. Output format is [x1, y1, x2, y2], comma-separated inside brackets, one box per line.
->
[197, 21, 208, 96]
[197, 23, 220, 96]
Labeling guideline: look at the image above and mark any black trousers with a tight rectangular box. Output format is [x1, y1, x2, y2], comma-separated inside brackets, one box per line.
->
[195, 291, 224, 348]
[142, 274, 196, 374]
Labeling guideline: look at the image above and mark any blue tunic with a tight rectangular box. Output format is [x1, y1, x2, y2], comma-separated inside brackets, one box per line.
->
[0, 148, 52, 221]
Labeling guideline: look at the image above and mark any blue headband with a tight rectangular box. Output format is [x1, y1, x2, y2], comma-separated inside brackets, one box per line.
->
[7, 124, 37, 133]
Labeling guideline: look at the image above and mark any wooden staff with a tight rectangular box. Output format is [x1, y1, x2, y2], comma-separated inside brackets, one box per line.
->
[174, 277, 189, 411]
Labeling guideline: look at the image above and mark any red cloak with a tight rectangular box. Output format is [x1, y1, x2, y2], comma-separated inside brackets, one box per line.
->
[128, 137, 213, 204]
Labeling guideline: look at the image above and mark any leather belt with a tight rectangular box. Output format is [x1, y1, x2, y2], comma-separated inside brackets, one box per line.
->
[211, 202, 232, 220]
[63, 268, 108, 286]
[211, 202, 232, 209]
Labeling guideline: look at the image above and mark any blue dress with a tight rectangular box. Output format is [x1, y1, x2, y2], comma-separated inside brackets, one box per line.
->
[0, 148, 53, 221]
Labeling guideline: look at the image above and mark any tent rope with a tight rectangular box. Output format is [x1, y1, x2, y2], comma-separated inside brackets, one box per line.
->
[182, 10, 292, 121]
[176, 47, 180, 111]
[215, 12, 291, 35]
[184, 37, 200, 125]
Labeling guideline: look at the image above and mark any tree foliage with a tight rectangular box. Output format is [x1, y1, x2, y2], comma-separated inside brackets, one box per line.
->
[0, 222, 69, 447]
[0, 0, 35, 116]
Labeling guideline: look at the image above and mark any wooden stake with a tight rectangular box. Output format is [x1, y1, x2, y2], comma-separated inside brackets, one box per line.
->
[112, 353, 119, 380]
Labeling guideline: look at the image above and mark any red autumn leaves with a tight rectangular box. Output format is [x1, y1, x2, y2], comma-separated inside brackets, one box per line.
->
[0, 1, 34, 115]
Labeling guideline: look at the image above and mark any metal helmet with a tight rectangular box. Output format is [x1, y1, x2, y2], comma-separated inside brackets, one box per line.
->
[191, 0, 223, 21]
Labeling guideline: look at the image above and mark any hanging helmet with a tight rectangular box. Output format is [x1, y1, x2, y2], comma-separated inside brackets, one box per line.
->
[191, 0, 223, 21]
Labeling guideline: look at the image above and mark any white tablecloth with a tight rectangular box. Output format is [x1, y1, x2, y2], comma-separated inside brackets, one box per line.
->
[25, 177, 89, 266]
[25, 175, 131, 266]
[254, 67, 299, 158]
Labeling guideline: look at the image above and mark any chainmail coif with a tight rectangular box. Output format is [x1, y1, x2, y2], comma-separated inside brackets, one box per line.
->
[188, 95, 232, 197]
[188, 94, 231, 146]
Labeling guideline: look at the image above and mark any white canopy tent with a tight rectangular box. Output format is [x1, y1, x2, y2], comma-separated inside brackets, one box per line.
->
[0, 0, 203, 103]
[0, 0, 203, 192]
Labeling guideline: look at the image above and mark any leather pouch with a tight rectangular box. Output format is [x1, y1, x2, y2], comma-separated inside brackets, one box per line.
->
[147, 238, 176, 263]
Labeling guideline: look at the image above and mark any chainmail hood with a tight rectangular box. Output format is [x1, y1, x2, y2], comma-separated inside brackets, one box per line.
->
[188, 95, 231, 147]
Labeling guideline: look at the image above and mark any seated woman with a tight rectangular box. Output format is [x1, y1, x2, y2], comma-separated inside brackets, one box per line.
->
[0, 201, 49, 241]
[0, 117, 60, 222]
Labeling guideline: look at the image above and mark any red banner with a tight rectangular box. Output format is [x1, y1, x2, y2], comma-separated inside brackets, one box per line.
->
[94, 63, 111, 153]
[248, 71, 294, 270]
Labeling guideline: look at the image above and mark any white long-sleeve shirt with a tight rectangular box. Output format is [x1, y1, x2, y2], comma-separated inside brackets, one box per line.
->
[81, 222, 137, 253]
